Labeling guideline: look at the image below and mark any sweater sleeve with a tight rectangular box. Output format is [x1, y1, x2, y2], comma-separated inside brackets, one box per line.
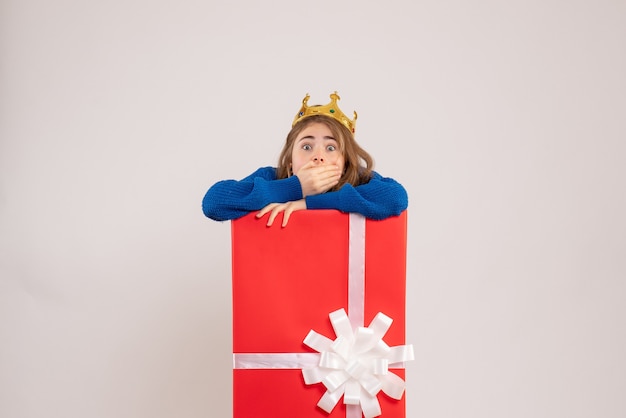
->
[202, 167, 304, 221]
[304, 171, 408, 220]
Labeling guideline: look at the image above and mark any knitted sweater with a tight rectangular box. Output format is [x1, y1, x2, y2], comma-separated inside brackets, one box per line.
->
[202, 166, 408, 221]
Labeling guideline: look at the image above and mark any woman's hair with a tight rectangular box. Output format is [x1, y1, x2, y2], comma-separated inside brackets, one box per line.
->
[276, 115, 374, 191]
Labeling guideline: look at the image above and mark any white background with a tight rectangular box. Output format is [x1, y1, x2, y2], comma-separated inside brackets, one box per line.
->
[1, 0, 625, 417]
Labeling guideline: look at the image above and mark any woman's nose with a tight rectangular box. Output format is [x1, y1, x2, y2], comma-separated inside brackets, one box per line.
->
[312, 154, 324, 164]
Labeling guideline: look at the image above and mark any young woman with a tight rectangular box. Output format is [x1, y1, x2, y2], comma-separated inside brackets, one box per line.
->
[202, 92, 407, 226]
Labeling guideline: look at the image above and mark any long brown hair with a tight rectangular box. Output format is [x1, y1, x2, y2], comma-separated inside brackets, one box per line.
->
[276, 115, 373, 191]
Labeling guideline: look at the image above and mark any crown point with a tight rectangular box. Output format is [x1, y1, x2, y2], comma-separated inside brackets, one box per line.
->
[292, 91, 356, 133]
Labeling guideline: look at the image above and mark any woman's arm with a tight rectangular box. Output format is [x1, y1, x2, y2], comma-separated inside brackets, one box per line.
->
[304, 171, 408, 220]
[202, 167, 303, 221]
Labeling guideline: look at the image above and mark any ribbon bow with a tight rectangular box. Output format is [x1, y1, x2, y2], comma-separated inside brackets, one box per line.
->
[302, 308, 414, 418]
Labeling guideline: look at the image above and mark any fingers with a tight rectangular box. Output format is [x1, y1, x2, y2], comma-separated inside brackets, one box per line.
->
[281, 207, 292, 227]
[296, 163, 340, 179]
[312, 175, 340, 195]
[303, 163, 340, 176]
[256, 200, 307, 227]
[256, 202, 285, 226]
[267, 205, 282, 226]
[256, 203, 279, 219]
[281, 199, 307, 227]
[297, 164, 341, 197]
[318, 171, 341, 189]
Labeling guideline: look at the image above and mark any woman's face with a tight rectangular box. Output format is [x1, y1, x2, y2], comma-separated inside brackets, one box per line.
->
[290, 122, 345, 175]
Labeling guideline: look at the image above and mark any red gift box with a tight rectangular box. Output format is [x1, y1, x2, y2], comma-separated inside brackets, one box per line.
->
[231, 210, 410, 418]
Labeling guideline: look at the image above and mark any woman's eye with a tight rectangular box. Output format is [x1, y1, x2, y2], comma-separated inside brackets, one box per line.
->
[302, 144, 312, 151]
[327, 145, 336, 151]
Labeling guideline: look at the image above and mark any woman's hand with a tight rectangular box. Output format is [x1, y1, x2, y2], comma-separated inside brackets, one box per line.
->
[256, 199, 307, 227]
[294, 162, 341, 197]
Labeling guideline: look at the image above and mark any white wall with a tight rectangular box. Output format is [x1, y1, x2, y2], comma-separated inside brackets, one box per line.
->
[1, 0, 625, 417]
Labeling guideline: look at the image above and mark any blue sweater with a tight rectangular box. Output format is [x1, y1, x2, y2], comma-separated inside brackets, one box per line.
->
[202, 166, 408, 221]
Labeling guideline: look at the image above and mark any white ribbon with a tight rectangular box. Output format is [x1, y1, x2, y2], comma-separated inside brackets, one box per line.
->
[233, 213, 414, 418]
[348, 213, 367, 330]
[302, 308, 414, 418]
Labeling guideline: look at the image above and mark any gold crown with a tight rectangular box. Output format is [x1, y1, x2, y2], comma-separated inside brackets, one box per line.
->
[292, 92, 358, 133]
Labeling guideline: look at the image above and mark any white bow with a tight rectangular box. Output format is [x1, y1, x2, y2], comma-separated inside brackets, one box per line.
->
[302, 308, 414, 418]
